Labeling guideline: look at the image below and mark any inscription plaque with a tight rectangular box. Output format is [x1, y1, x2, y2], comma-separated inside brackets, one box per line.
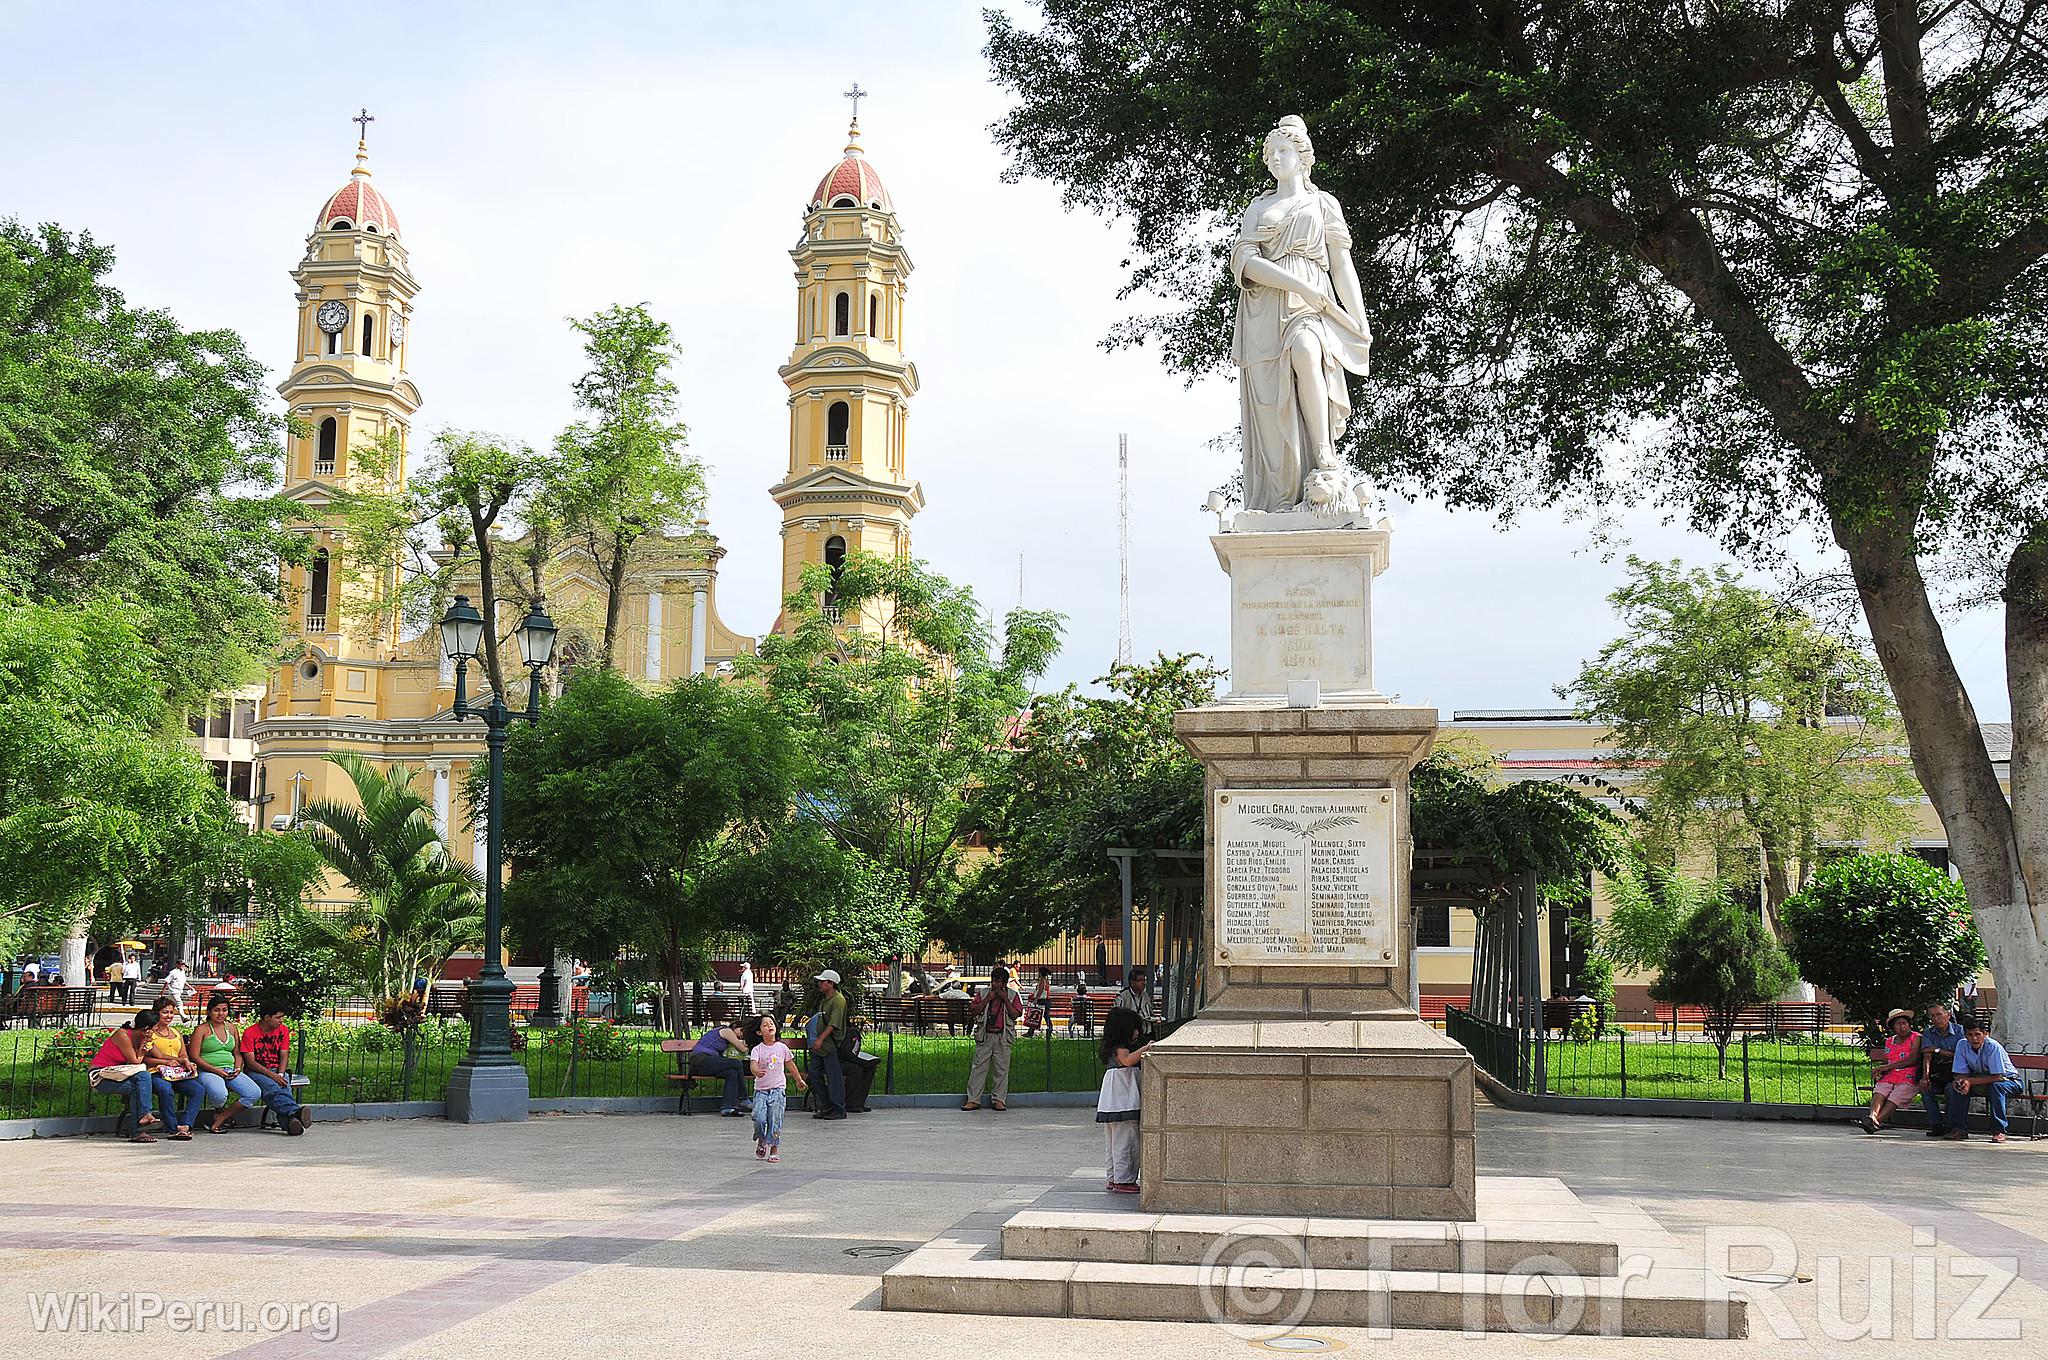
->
[1215, 788, 1396, 965]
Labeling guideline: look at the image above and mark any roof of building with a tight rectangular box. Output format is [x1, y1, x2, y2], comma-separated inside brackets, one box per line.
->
[316, 141, 401, 237]
[808, 121, 891, 213]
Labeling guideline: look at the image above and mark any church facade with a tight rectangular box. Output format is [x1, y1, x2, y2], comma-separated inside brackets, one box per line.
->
[245, 117, 921, 880]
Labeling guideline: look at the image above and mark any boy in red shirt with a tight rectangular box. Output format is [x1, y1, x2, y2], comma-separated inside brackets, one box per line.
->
[239, 1007, 309, 1135]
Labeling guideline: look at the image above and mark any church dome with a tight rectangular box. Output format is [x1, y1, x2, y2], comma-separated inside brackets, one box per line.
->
[316, 142, 402, 237]
[808, 122, 891, 213]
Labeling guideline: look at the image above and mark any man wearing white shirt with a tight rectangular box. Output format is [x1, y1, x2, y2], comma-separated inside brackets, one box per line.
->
[165, 963, 190, 1021]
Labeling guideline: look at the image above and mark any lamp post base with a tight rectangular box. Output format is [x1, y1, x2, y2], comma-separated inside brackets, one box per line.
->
[445, 1061, 529, 1123]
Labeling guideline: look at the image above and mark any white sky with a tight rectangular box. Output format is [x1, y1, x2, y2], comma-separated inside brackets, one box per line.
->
[2, 2, 2011, 718]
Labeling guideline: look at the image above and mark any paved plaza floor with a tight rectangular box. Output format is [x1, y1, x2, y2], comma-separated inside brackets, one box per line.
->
[2, 1102, 2043, 1357]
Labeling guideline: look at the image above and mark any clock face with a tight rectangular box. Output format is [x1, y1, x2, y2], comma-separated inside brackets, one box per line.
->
[388, 315, 406, 344]
[315, 301, 348, 334]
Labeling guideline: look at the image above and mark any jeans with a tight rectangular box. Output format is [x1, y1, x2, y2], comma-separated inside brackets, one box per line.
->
[198, 1070, 263, 1110]
[159, 1076, 203, 1129]
[689, 1051, 747, 1110]
[1946, 1077, 2024, 1133]
[753, 1086, 787, 1147]
[813, 1045, 845, 1114]
[99, 1072, 165, 1130]
[248, 1070, 302, 1118]
[1922, 1075, 1951, 1130]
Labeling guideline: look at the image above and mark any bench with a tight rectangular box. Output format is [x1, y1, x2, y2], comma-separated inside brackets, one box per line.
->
[1418, 995, 1471, 1026]
[660, 1037, 753, 1116]
[2011, 1053, 2048, 1140]
[1, 986, 97, 1029]
[1541, 999, 1604, 1037]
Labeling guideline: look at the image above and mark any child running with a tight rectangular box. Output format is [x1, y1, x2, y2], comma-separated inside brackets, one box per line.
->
[1096, 1006, 1150, 1193]
[749, 1016, 808, 1163]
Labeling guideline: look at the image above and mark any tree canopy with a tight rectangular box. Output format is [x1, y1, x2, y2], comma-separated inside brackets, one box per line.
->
[944, 653, 1220, 959]
[497, 669, 798, 1034]
[0, 596, 274, 958]
[1566, 556, 1918, 926]
[0, 220, 296, 707]
[748, 552, 1064, 928]
[986, 1, 2048, 1046]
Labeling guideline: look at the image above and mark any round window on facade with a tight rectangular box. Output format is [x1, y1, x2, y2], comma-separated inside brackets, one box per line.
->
[300, 659, 321, 680]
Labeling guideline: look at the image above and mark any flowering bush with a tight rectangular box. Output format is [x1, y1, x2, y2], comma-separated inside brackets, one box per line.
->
[41, 1026, 111, 1072]
[537, 1019, 629, 1062]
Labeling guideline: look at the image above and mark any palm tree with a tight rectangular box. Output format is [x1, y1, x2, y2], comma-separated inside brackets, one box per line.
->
[297, 752, 484, 1002]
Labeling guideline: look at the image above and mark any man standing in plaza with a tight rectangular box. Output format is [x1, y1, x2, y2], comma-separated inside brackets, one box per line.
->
[1111, 967, 1153, 1044]
[1919, 1001, 1965, 1136]
[962, 964, 1023, 1111]
[1946, 1017, 2024, 1142]
[808, 970, 848, 1121]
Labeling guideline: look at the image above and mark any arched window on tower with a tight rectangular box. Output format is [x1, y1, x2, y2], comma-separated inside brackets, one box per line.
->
[306, 549, 331, 634]
[316, 417, 338, 475]
[833, 291, 851, 337]
[826, 401, 850, 461]
[361, 313, 376, 358]
[823, 534, 848, 625]
[869, 293, 878, 337]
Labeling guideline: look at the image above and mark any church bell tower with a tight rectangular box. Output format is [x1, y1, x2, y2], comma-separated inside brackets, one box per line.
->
[769, 97, 923, 631]
[272, 112, 422, 715]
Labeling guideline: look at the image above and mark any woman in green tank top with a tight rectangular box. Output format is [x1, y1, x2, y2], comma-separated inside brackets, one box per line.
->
[188, 994, 263, 1132]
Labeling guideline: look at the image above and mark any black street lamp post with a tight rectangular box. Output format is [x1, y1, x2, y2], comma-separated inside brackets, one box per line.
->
[440, 594, 557, 1124]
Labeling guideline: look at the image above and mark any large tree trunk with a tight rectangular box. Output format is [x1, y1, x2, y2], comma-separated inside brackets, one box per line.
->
[1998, 531, 2048, 1050]
[599, 536, 630, 672]
[1836, 517, 2044, 1049]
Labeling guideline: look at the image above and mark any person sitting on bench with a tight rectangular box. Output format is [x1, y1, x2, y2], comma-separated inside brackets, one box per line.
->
[1945, 1016, 2023, 1143]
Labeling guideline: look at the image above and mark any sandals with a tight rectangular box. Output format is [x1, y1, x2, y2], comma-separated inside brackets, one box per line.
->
[960, 1101, 980, 1111]
[170, 1128, 193, 1141]
[128, 1132, 157, 1144]
[991, 1100, 1007, 1112]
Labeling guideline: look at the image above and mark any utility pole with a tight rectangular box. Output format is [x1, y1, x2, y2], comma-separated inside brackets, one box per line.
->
[1117, 433, 1133, 665]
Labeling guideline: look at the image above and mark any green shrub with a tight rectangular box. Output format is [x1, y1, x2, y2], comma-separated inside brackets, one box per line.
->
[1782, 853, 1983, 1044]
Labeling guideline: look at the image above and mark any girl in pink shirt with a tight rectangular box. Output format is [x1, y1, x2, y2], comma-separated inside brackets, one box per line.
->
[749, 1017, 808, 1162]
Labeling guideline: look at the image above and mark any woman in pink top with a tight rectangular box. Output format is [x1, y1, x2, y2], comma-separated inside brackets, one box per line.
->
[88, 1011, 174, 1143]
[1861, 1008, 1923, 1134]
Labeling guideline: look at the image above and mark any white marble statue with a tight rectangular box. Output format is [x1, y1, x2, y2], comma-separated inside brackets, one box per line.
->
[1231, 115, 1374, 521]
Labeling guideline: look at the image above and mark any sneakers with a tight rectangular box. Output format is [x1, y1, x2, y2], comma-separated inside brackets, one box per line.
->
[1925, 1126, 1949, 1137]
[1106, 1181, 1139, 1195]
[719, 1108, 743, 1117]
[818, 1109, 847, 1121]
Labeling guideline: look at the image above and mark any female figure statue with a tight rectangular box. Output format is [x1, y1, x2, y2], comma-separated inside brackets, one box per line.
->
[1231, 115, 1374, 517]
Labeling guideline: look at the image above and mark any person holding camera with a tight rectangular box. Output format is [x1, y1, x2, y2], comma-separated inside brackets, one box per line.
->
[962, 964, 1023, 1111]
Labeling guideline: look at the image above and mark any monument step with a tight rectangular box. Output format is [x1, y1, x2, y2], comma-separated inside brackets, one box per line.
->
[881, 1246, 1748, 1338]
[1001, 1207, 1621, 1277]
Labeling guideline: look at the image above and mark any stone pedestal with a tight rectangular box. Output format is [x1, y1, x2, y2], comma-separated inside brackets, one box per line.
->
[1214, 523, 1390, 705]
[1149, 699, 1474, 1220]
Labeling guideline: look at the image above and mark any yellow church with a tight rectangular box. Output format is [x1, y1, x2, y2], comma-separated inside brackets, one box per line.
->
[246, 114, 923, 880]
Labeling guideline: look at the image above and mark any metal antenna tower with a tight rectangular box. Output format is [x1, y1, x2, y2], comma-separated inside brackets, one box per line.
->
[1117, 433, 1133, 664]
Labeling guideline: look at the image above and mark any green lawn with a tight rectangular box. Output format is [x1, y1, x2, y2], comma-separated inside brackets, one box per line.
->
[0, 1023, 1109, 1120]
[1536, 1034, 1871, 1105]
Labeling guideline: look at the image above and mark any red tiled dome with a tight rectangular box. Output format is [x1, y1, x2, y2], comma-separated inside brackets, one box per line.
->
[316, 144, 401, 237]
[808, 124, 891, 213]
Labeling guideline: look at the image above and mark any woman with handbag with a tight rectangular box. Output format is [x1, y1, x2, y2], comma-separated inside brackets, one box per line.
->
[139, 1008, 204, 1140]
[89, 1011, 174, 1144]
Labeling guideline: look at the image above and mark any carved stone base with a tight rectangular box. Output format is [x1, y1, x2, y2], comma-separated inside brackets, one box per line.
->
[1139, 1016, 1476, 1220]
